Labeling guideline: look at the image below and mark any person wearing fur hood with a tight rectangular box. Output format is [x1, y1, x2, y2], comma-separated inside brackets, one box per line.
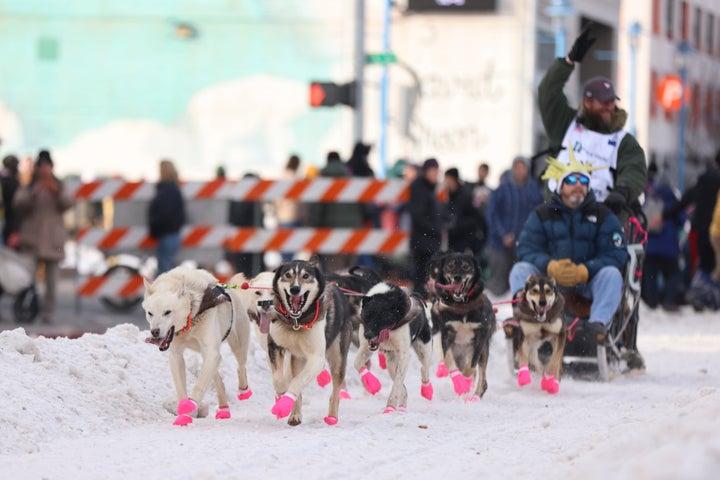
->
[538, 25, 647, 223]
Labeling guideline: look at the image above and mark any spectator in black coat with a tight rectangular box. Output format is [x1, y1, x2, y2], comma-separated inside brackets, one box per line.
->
[228, 172, 265, 276]
[148, 159, 186, 276]
[409, 158, 442, 297]
[443, 167, 478, 254]
[0, 155, 21, 246]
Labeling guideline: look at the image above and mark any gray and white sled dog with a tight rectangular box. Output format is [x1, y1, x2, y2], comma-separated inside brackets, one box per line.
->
[142, 266, 252, 426]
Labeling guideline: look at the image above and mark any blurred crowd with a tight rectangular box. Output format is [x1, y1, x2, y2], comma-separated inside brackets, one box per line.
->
[3, 143, 720, 324]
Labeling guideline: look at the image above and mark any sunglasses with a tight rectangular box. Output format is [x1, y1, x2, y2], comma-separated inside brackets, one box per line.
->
[564, 175, 590, 186]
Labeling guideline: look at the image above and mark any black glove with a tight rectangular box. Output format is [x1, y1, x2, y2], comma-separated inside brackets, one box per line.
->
[567, 24, 597, 63]
[604, 186, 630, 215]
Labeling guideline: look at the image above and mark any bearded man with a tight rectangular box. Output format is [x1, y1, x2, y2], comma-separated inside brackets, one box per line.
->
[509, 157, 628, 344]
[538, 24, 647, 221]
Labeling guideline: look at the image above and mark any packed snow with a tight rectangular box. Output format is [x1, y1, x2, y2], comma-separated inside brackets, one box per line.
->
[0, 301, 718, 480]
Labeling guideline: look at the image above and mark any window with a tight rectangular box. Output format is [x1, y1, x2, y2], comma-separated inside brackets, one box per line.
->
[691, 83, 700, 127]
[705, 88, 713, 128]
[653, 0, 662, 35]
[680, 1, 689, 41]
[650, 70, 659, 118]
[709, 14, 716, 55]
[666, 0, 675, 40]
[693, 7, 702, 50]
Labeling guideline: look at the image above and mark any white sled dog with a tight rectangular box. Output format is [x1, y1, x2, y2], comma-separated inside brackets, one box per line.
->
[143, 267, 252, 426]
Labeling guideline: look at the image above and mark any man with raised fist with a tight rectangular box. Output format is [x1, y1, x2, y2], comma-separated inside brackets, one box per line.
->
[538, 24, 647, 223]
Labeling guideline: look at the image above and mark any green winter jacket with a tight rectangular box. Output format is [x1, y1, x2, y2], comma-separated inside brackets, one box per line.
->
[538, 58, 647, 208]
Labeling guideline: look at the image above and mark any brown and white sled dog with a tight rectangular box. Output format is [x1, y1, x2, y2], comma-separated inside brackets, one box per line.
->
[354, 281, 434, 412]
[142, 267, 252, 426]
[269, 260, 353, 426]
[512, 274, 566, 394]
[232, 271, 276, 352]
[430, 252, 496, 401]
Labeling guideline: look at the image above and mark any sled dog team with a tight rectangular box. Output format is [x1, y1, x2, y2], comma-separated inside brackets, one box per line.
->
[143, 253, 565, 426]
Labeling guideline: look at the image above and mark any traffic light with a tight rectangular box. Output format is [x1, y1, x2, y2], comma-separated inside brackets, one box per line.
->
[309, 81, 355, 108]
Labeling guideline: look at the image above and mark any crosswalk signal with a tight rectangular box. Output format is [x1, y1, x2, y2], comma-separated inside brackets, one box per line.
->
[309, 81, 355, 108]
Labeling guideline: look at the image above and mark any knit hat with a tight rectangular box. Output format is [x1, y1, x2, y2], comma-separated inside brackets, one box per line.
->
[541, 145, 607, 193]
[36, 149, 54, 167]
[444, 167, 459, 181]
[583, 76, 619, 102]
[422, 158, 439, 172]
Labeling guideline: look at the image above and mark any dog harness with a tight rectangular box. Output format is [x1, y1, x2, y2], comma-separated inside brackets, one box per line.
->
[275, 300, 321, 331]
[177, 285, 234, 341]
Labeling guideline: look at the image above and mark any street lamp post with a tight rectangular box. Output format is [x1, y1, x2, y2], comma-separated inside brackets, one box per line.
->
[676, 40, 692, 194]
[545, 0, 575, 58]
[627, 22, 641, 136]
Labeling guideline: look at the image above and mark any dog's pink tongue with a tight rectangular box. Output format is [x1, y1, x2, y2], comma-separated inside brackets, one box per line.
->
[259, 312, 271, 334]
[144, 337, 161, 346]
[378, 329, 391, 344]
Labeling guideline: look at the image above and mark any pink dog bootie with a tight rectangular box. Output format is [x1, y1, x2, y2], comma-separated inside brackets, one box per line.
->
[421, 380, 434, 400]
[450, 369, 470, 395]
[359, 366, 381, 395]
[517, 365, 531, 387]
[436, 361, 449, 378]
[237, 386, 253, 401]
[324, 416, 338, 425]
[339, 388, 351, 400]
[316, 369, 331, 388]
[541, 374, 560, 394]
[215, 405, 231, 420]
[378, 352, 387, 370]
[271, 393, 297, 419]
[173, 398, 197, 426]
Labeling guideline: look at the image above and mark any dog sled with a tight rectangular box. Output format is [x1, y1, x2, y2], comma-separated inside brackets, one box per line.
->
[503, 212, 648, 382]
[0, 246, 40, 323]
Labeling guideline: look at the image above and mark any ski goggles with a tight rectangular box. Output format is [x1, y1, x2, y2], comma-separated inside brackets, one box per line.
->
[563, 174, 590, 186]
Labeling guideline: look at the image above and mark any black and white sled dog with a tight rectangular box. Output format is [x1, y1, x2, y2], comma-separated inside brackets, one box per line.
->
[512, 274, 566, 394]
[142, 267, 252, 426]
[430, 251, 496, 401]
[269, 260, 353, 426]
[325, 266, 384, 345]
[354, 280, 434, 412]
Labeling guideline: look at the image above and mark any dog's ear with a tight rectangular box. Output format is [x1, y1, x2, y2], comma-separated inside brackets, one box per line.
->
[307, 254, 321, 268]
[548, 276, 557, 287]
[142, 276, 153, 293]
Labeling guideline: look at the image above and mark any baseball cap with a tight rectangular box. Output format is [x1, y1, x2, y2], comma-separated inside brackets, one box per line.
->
[583, 76, 619, 102]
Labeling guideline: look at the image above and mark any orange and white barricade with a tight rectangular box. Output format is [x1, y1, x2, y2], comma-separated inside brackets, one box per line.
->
[71, 177, 412, 299]
[67, 177, 409, 203]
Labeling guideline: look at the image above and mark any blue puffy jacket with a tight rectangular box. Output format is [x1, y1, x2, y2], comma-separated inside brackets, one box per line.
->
[516, 191, 628, 280]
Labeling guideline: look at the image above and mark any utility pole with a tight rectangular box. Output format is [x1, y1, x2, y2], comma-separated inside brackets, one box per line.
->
[354, 0, 365, 144]
[378, 0, 391, 179]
